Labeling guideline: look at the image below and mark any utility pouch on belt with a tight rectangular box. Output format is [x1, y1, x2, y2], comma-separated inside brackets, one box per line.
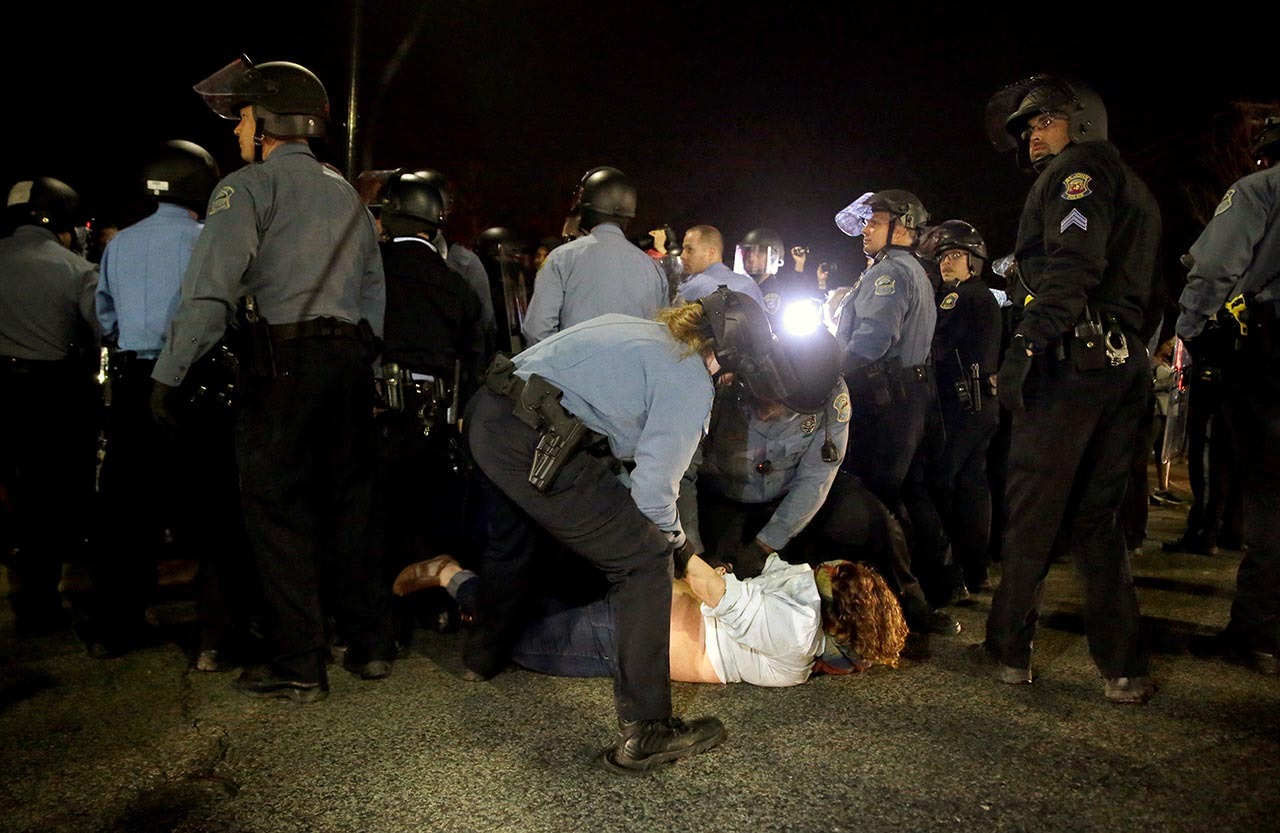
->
[1070, 311, 1107, 373]
[863, 360, 894, 408]
[237, 295, 276, 379]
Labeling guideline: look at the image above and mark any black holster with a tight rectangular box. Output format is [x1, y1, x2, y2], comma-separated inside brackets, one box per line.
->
[235, 295, 276, 379]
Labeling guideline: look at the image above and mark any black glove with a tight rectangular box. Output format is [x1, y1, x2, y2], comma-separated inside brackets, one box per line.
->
[720, 538, 770, 579]
[150, 380, 183, 438]
[997, 335, 1033, 414]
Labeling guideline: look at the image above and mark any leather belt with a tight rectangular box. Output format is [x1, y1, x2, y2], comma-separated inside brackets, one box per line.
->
[269, 317, 361, 343]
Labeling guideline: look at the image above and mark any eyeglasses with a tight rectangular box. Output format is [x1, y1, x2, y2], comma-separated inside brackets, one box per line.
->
[1021, 112, 1067, 141]
[939, 250, 968, 264]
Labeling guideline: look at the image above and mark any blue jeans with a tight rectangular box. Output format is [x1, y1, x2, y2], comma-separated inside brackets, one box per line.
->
[456, 576, 616, 678]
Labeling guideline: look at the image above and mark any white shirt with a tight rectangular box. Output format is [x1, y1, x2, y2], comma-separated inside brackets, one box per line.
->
[701, 555, 824, 687]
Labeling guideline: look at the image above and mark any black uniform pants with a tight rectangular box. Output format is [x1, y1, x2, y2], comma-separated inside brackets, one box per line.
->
[985, 349, 1150, 678]
[0, 358, 97, 630]
[235, 337, 390, 681]
[1221, 372, 1280, 653]
[463, 387, 673, 723]
[1183, 376, 1243, 548]
[934, 396, 1000, 589]
[842, 373, 931, 522]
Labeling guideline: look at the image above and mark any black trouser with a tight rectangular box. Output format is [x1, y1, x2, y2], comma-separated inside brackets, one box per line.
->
[985, 348, 1151, 678]
[1221, 368, 1280, 653]
[1183, 376, 1244, 548]
[1119, 385, 1156, 550]
[0, 358, 97, 630]
[934, 394, 1000, 589]
[464, 387, 673, 723]
[235, 337, 390, 681]
[842, 371, 931, 523]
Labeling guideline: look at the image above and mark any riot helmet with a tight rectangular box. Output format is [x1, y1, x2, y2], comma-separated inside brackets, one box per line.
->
[735, 227, 785, 280]
[379, 172, 447, 238]
[1253, 115, 1280, 168]
[141, 140, 221, 216]
[402, 169, 452, 217]
[570, 166, 638, 231]
[866, 190, 929, 231]
[194, 54, 329, 139]
[744, 327, 842, 414]
[696, 286, 778, 377]
[986, 74, 1107, 171]
[6, 176, 80, 235]
[917, 219, 987, 277]
[473, 226, 524, 262]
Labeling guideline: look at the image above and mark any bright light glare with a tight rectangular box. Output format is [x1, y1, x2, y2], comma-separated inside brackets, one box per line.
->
[782, 300, 821, 336]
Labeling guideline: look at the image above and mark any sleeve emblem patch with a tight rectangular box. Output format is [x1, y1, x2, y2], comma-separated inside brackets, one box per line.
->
[1061, 173, 1093, 201]
[940, 292, 959, 310]
[1213, 188, 1235, 217]
[833, 393, 851, 423]
[873, 275, 896, 296]
[208, 185, 235, 216]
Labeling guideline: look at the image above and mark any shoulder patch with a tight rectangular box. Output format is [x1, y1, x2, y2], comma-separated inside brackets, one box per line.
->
[833, 392, 851, 423]
[800, 414, 817, 435]
[1061, 172, 1093, 201]
[940, 292, 959, 310]
[873, 275, 896, 296]
[1214, 188, 1235, 217]
[208, 185, 235, 216]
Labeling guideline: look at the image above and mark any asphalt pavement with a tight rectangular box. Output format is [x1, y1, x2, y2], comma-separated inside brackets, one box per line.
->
[2, 474, 1278, 833]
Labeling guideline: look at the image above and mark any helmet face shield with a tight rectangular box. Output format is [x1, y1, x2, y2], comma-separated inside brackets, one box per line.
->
[697, 287, 777, 375]
[194, 55, 266, 120]
[835, 192, 876, 237]
[735, 243, 783, 278]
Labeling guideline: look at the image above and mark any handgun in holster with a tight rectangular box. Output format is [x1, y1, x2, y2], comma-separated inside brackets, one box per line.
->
[519, 375, 591, 492]
[236, 295, 276, 379]
[1224, 293, 1251, 336]
[863, 360, 893, 408]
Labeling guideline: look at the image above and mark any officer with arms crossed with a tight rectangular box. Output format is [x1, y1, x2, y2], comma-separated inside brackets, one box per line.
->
[1177, 115, 1280, 675]
[461, 288, 775, 773]
[521, 166, 669, 345]
[968, 75, 1161, 704]
[150, 55, 390, 700]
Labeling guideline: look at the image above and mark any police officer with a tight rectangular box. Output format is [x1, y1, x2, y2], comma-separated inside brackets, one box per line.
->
[150, 55, 390, 700]
[0, 177, 99, 638]
[521, 166, 668, 345]
[95, 140, 257, 664]
[1177, 114, 1280, 675]
[918, 220, 1003, 595]
[833, 190, 937, 533]
[398, 168, 497, 355]
[374, 171, 486, 642]
[969, 75, 1161, 703]
[683, 327, 960, 636]
[677, 224, 765, 308]
[473, 225, 532, 354]
[463, 289, 773, 773]
[737, 227, 819, 324]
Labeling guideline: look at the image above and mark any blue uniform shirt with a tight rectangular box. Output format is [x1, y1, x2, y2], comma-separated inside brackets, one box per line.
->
[439, 237, 497, 337]
[0, 225, 99, 360]
[153, 143, 385, 386]
[685, 379, 851, 552]
[512, 314, 714, 534]
[1177, 164, 1280, 339]
[677, 261, 766, 308]
[835, 247, 936, 373]
[521, 223, 669, 345]
[97, 203, 203, 358]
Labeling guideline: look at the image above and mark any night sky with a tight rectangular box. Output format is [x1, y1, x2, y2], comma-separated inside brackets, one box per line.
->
[5, 1, 1275, 294]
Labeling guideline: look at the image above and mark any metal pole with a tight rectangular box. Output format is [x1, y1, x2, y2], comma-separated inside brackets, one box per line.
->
[344, 0, 364, 182]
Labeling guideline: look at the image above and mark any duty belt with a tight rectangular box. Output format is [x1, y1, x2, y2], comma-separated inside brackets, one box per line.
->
[269, 317, 362, 343]
[483, 355, 605, 492]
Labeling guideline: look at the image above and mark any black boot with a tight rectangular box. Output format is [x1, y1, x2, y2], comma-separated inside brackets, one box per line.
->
[597, 716, 726, 774]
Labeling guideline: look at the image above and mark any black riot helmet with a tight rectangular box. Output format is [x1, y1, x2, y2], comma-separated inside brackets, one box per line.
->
[402, 168, 452, 217]
[571, 166, 638, 232]
[696, 286, 778, 377]
[5, 176, 80, 235]
[141, 140, 221, 216]
[866, 190, 929, 231]
[194, 54, 329, 139]
[986, 74, 1107, 171]
[744, 327, 842, 414]
[917, 219, 988, 276]
[473, 226, 524, 262]
[379, 172, 447, 237]
[1253, 115, 1280, 168]
[735, 227, 786, 279]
